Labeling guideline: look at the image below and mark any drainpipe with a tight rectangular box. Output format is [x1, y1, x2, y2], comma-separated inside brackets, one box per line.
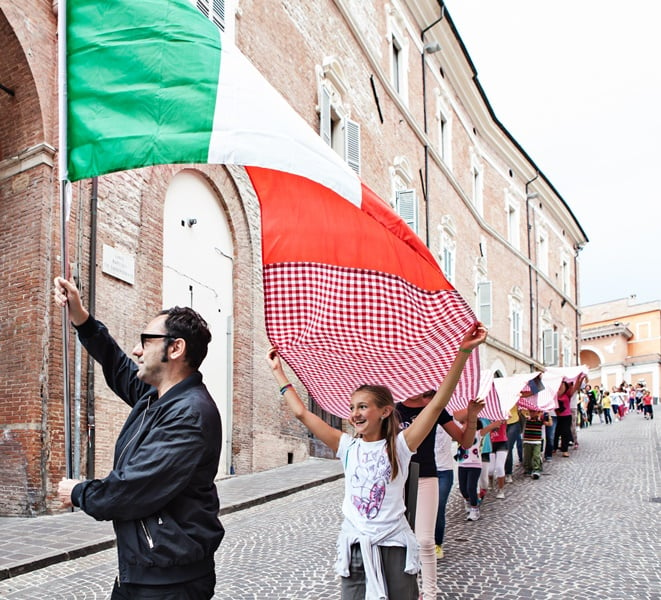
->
[525, 173, 539, 363]
[573, 244, 582, 364]
[217, 249, 234, 475]
[420, 2, 445, 247]
[86, 177, 98, 478]
[225, 315, 234, 475]
[73, 321, 82, 478]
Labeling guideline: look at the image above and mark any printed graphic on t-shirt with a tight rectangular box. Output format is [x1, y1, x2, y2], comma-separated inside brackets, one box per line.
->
[350, 444, 391, 520]
[456, 437, 479, 462]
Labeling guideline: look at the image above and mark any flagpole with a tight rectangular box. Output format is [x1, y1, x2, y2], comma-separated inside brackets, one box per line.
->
[57, 0, 73, 480]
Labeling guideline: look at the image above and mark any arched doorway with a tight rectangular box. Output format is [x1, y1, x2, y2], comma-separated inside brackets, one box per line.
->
[162, 170, 234, 475]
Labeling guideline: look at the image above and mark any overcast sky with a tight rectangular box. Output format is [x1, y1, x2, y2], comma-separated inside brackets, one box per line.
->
[442, 1, 661, 307]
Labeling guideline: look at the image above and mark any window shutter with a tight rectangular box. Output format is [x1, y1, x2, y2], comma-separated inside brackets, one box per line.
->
[320, 87, 331, 146]
[197, 0, 225, 30]
[344, 118, 361, 175]
[197, 0, 209, 17]
[442, 246, 454, 283]
[511, 310, 521, 350]
[212, 0, 225, 30]
[395, 189, 417, 233]
[543, 329, 559, 365]
[477, 281, 492, 328]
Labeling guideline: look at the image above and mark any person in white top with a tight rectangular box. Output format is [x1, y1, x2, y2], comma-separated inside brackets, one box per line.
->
[266, 322, 487, 600]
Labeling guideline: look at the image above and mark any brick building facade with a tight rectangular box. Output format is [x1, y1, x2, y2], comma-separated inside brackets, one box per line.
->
[0, 0, 588, 516]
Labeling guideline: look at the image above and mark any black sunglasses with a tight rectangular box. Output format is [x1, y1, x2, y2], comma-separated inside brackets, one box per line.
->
[140, 333, 175, 348]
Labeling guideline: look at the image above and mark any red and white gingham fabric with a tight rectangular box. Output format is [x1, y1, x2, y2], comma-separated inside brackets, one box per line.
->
[265, 262, 480, 418]
[518, 366, 588, 411]
[464, 370, 542, 421]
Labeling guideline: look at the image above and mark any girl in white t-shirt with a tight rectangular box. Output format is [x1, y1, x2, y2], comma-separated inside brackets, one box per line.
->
[266, 322, 487, 600]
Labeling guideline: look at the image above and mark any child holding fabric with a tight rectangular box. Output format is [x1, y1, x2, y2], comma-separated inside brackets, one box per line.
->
[522, 408, 552, 478]
[266, 322, 488, 599]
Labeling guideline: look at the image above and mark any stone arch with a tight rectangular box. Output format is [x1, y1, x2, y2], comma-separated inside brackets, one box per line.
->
[0, 7, 47, 160]
[488, 358, 508, 379]
[580, 346, 603, 370]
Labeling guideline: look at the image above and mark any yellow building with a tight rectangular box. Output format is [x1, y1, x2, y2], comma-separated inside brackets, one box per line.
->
[580, 296, 661, 400]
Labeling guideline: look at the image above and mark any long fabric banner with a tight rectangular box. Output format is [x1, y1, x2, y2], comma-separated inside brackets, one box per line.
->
[66, 0, 480, 417]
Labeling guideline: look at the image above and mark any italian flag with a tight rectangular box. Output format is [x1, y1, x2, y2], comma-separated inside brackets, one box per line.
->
[66, 0, 480, 417]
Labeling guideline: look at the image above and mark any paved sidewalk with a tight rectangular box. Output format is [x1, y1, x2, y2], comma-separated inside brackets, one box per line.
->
[0, 457, 343, 581]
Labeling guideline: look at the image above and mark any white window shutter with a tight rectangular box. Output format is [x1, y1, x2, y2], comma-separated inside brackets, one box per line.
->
[320, 87, 331, 146]
[197, 0, 210, 17]
[442, 246, 454, 283]
[543, 329, 558, 365]
[212, 0, 225, 30]
[344, 118, 361, 175]
[197, 0, 225, 30]
[395, 189, 417, 233]
[477, 281, 492, 328]
[511, 310, 521, 350]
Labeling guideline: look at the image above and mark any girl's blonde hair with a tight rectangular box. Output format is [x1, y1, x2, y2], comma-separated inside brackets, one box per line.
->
[353, 384, 402, 481]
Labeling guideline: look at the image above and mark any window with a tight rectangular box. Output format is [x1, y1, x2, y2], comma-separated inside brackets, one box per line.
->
[396, 189, 418, 233]
[542, 329, 559, 366]
[561, 256, 570, 295]
[344, 119, 361, 175]
[439, 112, 448, 160]
[392, 36, 402, 93]
[387, 4, 409, 103]
[562, 331, 572, 366]
[511, 308, 522, 351]
[435, 99, 452, 167]
[477, 281, 492, 328]
[537, 230, 549, 274]
[509, 287, 523, 351]
[506, 195, 520, 250]
[320, 86, 332, 146]
[196, 0, 225, 31]
[442, 245, 455, 284]
[469, 152, 484, 214]
[438, 216, 456, 284]
[637, 322, 651, 340]
[318, 59, 361, 175]
[472, 168, 482, 210]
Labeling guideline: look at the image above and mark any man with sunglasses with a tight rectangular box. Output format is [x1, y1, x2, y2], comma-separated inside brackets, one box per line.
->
[53, 276, 223, 600]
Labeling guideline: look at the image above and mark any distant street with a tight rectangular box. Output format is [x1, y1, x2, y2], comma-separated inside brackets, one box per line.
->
[0, 412, 659, 599]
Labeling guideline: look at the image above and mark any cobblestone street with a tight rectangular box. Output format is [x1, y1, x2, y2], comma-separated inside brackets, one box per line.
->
[0, 412, 658, 599]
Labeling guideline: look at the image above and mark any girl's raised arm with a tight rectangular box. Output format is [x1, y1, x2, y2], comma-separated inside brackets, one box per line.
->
[266, 347, 343, 453]
[403, 322, 488, 451]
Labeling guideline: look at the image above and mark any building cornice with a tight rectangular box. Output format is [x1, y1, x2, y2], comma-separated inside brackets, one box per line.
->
[624, 353, 661, 367]
[581, 323, 633, 341]
[0, 143, 56, 181]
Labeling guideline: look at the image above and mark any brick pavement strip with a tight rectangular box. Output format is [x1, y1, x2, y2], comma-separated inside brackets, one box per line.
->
[0, 414, 658, 599]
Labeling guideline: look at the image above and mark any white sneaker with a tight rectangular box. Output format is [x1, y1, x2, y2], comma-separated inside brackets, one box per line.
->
[464, 499, 471, 513]
[505, 475, 513, 484]
[496, 489, 505, 499]
[466, 507, 480, 521]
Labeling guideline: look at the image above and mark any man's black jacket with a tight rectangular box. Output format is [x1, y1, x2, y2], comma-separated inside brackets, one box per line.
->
[71, 316, 224, 585]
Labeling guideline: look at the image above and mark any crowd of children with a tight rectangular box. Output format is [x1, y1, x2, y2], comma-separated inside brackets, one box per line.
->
[434, 375, 656, 557]
[577, 381, 654, 427]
